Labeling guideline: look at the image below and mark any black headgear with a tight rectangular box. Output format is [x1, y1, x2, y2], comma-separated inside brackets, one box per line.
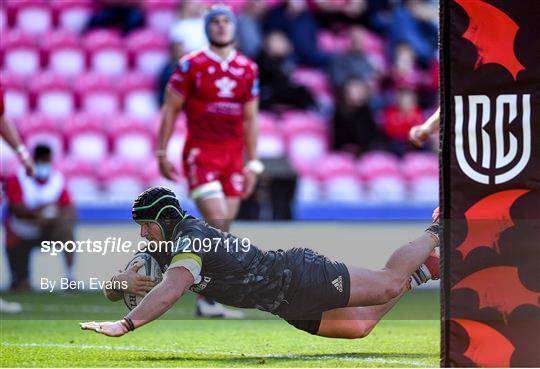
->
[132, 187, 186, 240]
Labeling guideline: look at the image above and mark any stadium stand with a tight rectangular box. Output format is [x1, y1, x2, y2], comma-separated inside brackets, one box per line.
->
[1, 0, 439, 215]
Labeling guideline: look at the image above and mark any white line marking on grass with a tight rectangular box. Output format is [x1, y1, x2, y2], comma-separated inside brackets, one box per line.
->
[22, 304, 121, 313]
[1, 342, 426, 367]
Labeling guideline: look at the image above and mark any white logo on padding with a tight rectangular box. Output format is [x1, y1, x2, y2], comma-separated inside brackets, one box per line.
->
[455, 94, 531, 184]
[332, 276, 343, 292]
[215, 76, 236, 97]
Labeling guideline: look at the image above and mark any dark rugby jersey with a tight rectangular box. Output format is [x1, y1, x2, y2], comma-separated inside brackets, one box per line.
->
[166, 218, 292, 313]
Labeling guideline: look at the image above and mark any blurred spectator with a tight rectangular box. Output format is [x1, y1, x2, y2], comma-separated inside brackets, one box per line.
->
[4, 144, 76, 291]
[237, 0, 267, 59]
[390, 42, 423, 90]
[264, 0, 333, 67]
[381, 88, 424, 155]
[312, 0, 370, 28]
[332, 79, 385, 155]
[257, 32, 316, 111]
[329, 26, 377, 89]
[388, 0, 438, 65]
[86, 0, 144, 35]
[157, 42, 186, 106]
[169, 0, 207, 53]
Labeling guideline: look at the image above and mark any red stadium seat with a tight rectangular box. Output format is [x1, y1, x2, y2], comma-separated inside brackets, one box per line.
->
[10, 0, 52, 36]
[402, 152, 439, 203]
[18, 114, 63, 159]
[366, 174, 407, 203]
[2, 73, 30, 120]
[126, 29, 169, 76]
[52, 0, 93, 33]
[356, 150, 401, 181]
[3, 30, 40, 77]
[60, 158, 102, 203]
[292, 68, 331, 96]
[257, 112, 285, 158]
[356, 151, 406, 202]
[83, 29, 127, 77]
[65, 114, 109, 163]
[99, 159, 146, 203]
[120, 73, 159, 121]
[401, 152, 438, 180]
[296, 174, 323, 203]
[75, 73, 120, 116]
[317, 154, 365, 202]
[30, 73, 75, 120]
[109, 116, 154, 163]
[282, 111, 328, 164]
[42, 30, 85, 77]
[143, 0, 178, 35]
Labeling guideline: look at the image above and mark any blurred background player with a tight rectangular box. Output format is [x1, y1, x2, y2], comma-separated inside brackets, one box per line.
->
[3, 144, 76, 292]
[156, 5, 261, 318]
[0, 79, 34, 313]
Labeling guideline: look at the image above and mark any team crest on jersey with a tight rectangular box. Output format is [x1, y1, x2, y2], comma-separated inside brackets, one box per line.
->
[208, 66, 216, 74]
[215, 76, 237, 97]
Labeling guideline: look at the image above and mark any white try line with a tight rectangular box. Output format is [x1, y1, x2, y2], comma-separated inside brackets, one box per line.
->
[1, 342, 427, 367]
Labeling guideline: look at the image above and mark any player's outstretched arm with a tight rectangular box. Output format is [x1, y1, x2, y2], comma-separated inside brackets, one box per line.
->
[408, 107, 440, 147]
[81, 267, 193, 337]
[156, 86, 185, 181]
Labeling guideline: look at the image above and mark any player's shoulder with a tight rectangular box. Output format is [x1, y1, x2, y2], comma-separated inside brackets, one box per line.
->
[173, 218, 210, 240]
[233, 51, 258, 72]
[177, 50, 207, 72]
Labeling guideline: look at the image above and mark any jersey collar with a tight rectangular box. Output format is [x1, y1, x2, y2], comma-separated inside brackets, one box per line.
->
[203, 48, 237, 71]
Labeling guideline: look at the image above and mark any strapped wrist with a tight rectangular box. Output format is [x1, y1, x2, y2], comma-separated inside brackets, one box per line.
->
[122, 317, 135, 331]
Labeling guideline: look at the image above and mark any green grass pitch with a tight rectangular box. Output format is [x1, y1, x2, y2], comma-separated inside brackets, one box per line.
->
[0, 289, 439, 367]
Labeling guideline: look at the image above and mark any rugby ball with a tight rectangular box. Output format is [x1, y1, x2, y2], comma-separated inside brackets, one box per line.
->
[123, 253, 163, 311]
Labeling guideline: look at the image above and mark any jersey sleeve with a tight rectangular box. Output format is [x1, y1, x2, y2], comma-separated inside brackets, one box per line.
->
[167, 57, 194, 98]
[168, 228, 205, 281]
[244, 62, 259, 102]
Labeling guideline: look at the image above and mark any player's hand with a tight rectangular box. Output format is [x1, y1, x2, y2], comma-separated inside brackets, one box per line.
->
[408, 125, 431, 147]
[158, 157, 179, 182]
[114, 261, 156, 297]
[242, 168, 257, 199]
[432, 207, 440, 222]
[21, 156, 35, 177]
[79, 320, 128, 337]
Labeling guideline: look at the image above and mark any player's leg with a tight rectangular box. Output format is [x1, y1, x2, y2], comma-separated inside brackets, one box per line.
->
[195, 192, 230, 231]
[317, 286, 408, 339]
[347, 225, 439, 307]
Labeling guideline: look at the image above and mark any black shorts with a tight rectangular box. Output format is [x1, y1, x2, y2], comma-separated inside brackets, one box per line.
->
[274, 248, 351, 334]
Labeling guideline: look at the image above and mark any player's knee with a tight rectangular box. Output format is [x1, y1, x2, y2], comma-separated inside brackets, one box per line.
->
[382, 283, 402, 301]
[339, 321, 372, 339]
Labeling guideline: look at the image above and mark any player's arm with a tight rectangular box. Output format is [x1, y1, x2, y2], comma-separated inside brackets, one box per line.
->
[156, 85, 185, 181]
[408, 106, 440, 147]
[81, 267, 193, 337]
[1, 115, 34, 176]
[242, 99, 263, 198]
